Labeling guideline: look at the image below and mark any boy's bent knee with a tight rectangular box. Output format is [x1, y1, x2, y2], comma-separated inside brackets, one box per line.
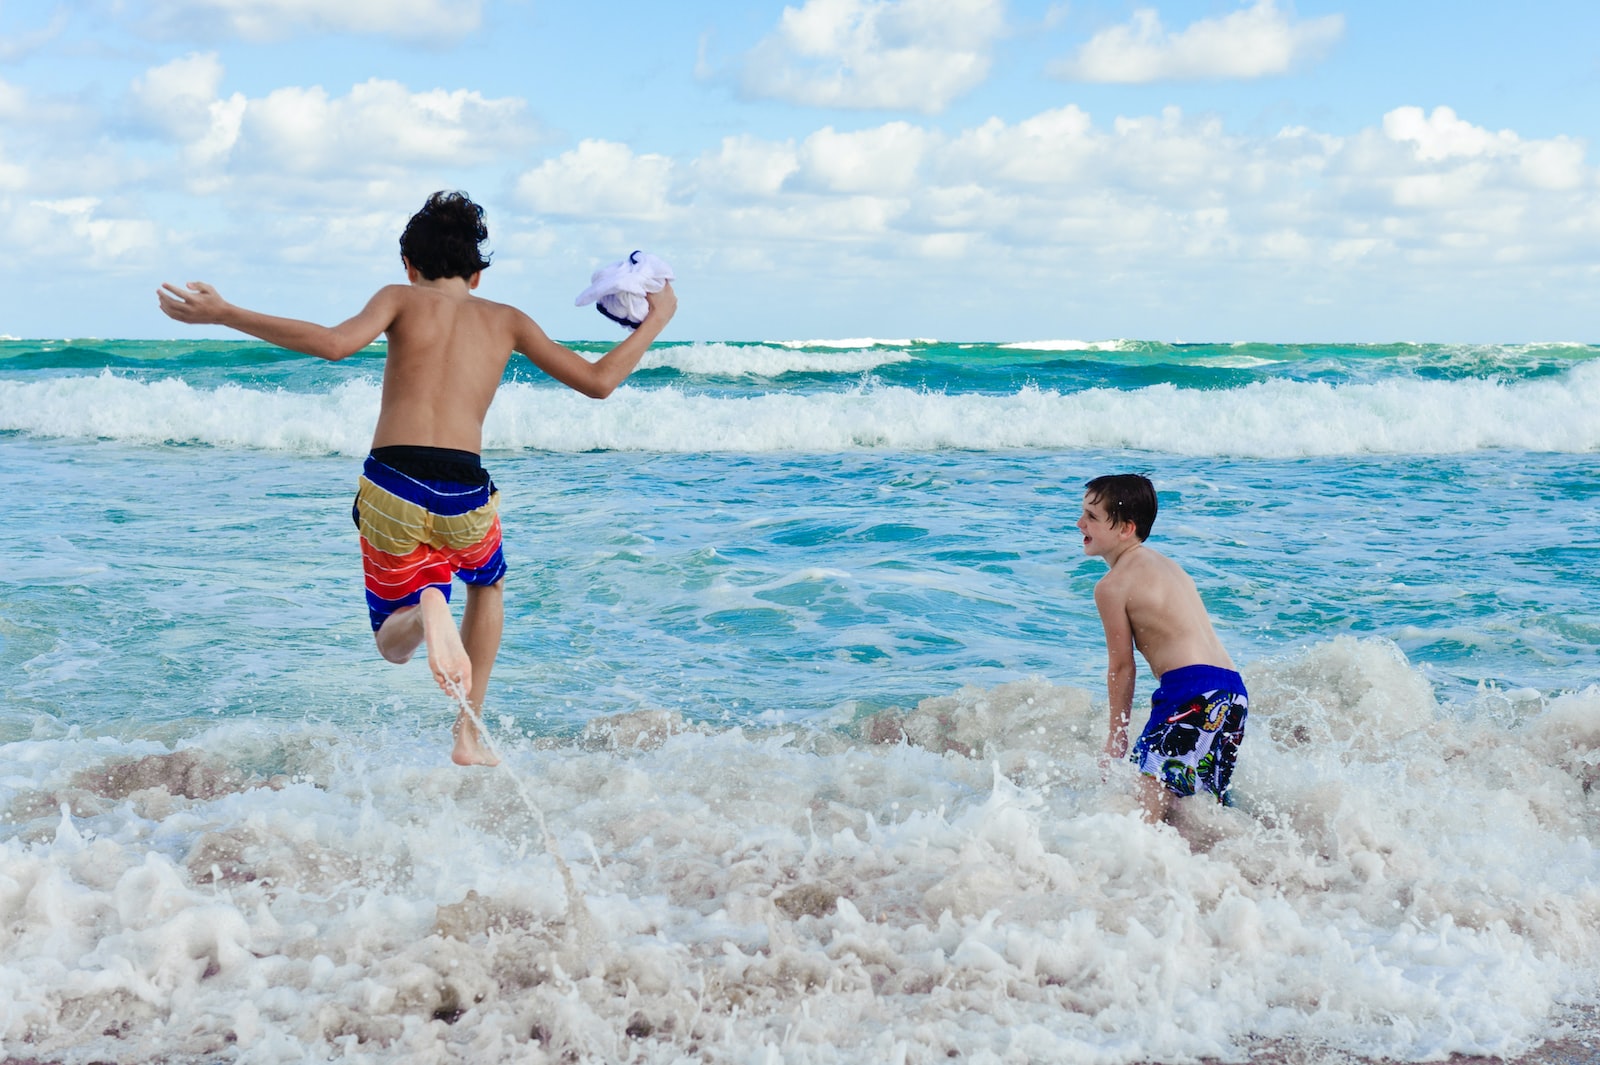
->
[377, 642, 416, 665]
[373, 602, 426, 663]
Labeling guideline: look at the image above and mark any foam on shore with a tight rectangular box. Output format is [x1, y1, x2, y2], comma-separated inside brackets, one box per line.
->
[2, 638, 1597, 1063]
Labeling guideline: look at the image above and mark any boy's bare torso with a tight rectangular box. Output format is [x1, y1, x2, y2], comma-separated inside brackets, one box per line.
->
[1098, 545, 1235, 679]
[371, 282, 522, 454]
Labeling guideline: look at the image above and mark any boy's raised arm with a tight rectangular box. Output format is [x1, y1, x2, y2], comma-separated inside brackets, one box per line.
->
[514, 283, 677, 399]
[158, 281, 401, 361]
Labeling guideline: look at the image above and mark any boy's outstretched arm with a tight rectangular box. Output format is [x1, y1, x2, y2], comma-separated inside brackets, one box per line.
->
[514, 283, 677, 398]
[157, 281, 401, 361]
[1095, 581, 1137, 761]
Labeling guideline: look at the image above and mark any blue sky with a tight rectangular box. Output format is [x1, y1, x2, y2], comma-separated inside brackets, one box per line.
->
[1, 0, 1595, 341]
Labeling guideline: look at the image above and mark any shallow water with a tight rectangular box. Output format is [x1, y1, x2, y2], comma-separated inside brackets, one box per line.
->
[1, 339, 1597, 1063]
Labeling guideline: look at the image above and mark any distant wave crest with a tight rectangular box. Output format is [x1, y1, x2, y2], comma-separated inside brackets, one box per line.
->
[997, 339, 1134, 352]
[642, 342, 913, 376]
[3, 364, 1597, 456]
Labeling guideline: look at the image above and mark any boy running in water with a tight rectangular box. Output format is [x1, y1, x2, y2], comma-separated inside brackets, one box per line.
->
[1079, 474, 1248, 822]
[158, 191, 676, 766]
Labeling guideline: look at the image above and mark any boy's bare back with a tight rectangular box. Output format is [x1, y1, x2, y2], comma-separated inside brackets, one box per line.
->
[368, 279, 557, 453]
[1092, 544, 1234, 679]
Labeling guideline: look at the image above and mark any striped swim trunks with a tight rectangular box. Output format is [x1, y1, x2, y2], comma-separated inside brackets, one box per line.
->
[351, 445, 507, 631]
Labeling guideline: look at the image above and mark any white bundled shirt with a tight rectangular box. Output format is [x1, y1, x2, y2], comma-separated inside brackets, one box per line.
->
[574, 251, 674, 329]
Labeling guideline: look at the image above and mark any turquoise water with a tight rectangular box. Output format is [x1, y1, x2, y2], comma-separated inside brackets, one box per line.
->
[4, 338, 1596, 732]
[2, 337, 1598, 1063]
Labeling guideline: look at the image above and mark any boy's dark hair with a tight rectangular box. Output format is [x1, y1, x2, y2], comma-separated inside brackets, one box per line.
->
[1085, 474, 1157, 541]
[399, 191, 491, 280]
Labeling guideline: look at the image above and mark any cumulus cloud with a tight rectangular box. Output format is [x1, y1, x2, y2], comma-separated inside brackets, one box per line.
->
[22, 198, 161, 264]
[231, 80, 529, 177]
[692, 136, 801, 201]
[601, 103, 1589, 275]
[8, 38, 1597, 331]
[515, 140, 676, 222]
[126, 58, 532, 182]
[1383, 105, 1586, 191]
[796, 122, 937, 193]
[740, 0, 1006, 113]
[1373, 105, 1588, 222]
[130, 52, 235, 142]
[141, 0, 483, 43]
[498, 98, 1595, 292]
[1052, 0, 1344, 83]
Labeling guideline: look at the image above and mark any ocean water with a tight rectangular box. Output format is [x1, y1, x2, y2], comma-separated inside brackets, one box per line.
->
[1, 336, 1598, 1064]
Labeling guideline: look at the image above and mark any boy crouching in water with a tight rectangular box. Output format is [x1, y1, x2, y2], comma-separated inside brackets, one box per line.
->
[158, 191, 676, 766]
[1079, 474, 1247, 822]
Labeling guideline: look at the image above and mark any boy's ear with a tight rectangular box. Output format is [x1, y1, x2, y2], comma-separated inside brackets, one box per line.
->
[402, 257, 421, 283]
[467, 271, 481, 290]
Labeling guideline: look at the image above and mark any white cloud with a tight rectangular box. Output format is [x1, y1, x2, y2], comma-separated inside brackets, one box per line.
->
[942, 105, 1238, 199]
[495, 101, 1597, 284]
[796, 122, 937, 193]
[1382, 105, 1514, 162]
[515, 140, 676, 222]
[0, 79, 28, 121]
[0, 153, 26, 192]
[1381, 106, 1589, 197]
[692, 136, 801, 200]
[943, 106, 1097, 183]
[1052, 0, 1344, 83]
[232, 80, 529, 176]
[740, 0, 1006, 113]
[26, 198, 161, 264]
[8, 41, 1599, 332]
[142, 0, 483, 43]
[126, 59, 532, 181]
[714, 195, 908, 243]
[130, 53, 234, 142]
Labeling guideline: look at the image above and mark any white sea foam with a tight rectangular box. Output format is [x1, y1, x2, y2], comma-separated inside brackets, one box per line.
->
[773, 337, 915, 349]
[6, 363, 1600, 458]
[641, 342, 912, 376]
[1, 637, 1596, 1063]
[997, 339, 1131, 352]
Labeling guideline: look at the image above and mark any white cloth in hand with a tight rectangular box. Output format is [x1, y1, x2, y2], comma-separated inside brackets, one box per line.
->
[574, 251, 674, 329]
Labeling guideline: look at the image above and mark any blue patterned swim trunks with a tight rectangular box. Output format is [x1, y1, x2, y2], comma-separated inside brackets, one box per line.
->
[1131, 664, 1249, 803]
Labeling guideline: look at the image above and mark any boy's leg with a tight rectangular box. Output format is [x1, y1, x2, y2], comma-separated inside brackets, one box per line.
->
[373, 600, 427, 664]
[371, 586, 496, 767]
[374, 589, 473, 689]
[450, 580, 504, 767]
[1136, 774, 1172, 824]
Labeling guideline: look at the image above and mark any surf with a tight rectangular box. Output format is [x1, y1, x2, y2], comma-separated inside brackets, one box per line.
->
[2, 637, 1596, 1063]
[3, 361, 1598, 456]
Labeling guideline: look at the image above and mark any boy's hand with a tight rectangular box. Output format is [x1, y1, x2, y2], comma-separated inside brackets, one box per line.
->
[644, 281, 677, 324]
[1099, 728, 1129, 782]
[157, 281, 230, 325]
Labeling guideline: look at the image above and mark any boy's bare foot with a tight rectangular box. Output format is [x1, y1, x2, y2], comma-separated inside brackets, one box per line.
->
[452, 709, 501, 767]
[419, 588, 472, 700]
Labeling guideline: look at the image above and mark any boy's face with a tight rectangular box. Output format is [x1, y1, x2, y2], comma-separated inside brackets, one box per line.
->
[1077, 492, 1125, 557]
